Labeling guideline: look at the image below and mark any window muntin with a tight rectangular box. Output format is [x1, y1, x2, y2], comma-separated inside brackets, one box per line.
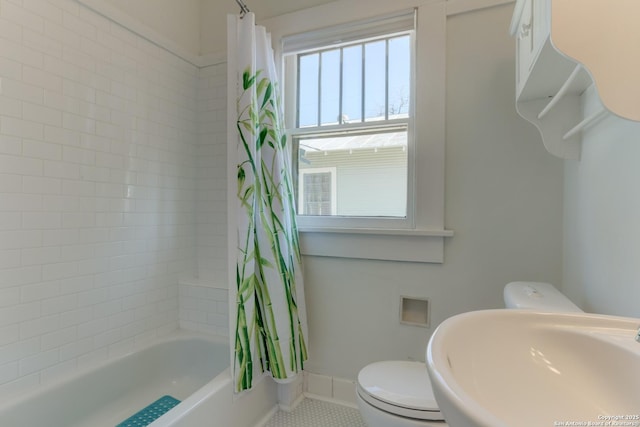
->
[290, 32, 413, 222]
[296, 34, 411, 128]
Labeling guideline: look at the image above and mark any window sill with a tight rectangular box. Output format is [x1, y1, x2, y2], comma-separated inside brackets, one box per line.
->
[298, 227, 454, 263]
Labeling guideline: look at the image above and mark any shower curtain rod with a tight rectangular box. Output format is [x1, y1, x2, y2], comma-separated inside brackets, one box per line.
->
[235, 0, 250, 16]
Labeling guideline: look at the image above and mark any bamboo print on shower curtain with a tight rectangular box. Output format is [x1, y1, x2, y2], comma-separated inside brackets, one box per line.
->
[227, 12, 308, 393]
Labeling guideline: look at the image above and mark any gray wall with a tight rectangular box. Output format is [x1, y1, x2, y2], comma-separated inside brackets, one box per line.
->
[563, 87, 640, 318]
[301, 3, 565, 379]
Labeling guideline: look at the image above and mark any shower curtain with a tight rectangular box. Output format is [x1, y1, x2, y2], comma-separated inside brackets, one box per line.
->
[227, 12, 308, 393]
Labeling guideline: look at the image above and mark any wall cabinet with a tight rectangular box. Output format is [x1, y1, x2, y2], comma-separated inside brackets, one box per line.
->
[510, 0, 640, 160]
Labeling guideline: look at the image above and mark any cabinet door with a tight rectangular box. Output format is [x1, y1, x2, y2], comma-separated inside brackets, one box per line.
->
[516, 0, 534, 94]
[533, 0, 550, 54]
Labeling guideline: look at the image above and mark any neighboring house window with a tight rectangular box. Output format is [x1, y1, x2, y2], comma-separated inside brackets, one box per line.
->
[299, 168, 337, 215]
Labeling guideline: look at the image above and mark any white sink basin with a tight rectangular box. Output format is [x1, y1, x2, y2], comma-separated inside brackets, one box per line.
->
[426, 309, 640, 427]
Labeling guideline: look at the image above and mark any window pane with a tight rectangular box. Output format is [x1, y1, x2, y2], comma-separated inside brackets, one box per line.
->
[297, 131, 407, 217]
[298, 53, 319, 127]
[341, 45, 362, 123]
[320, 49, 341, 126]
[364, 40, 386, 122]
[388, 36, 411, 118]
[291, 32, 413, 221]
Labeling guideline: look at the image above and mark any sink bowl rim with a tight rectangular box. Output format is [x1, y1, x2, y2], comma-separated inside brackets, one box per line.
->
[425, 309, 640, 427]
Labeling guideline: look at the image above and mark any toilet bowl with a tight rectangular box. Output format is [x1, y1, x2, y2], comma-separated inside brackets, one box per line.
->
[355, 282, 582, 427]
[356, 360, 444, 427]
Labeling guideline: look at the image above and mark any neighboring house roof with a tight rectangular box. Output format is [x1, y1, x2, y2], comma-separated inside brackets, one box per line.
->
[300, 131, 406, 152]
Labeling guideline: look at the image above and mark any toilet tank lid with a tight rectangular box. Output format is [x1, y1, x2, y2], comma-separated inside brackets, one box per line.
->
[504, 282, 582, 312]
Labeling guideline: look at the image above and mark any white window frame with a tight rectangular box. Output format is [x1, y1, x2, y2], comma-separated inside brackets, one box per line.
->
[266, 0, 452, 263]
[286, 25, 414, 230]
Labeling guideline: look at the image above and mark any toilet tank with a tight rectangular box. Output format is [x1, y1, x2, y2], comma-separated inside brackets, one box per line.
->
[503, 282, 582, 312]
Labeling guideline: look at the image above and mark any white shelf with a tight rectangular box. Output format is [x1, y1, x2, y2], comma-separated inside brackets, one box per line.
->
[510, 0, 640, 160]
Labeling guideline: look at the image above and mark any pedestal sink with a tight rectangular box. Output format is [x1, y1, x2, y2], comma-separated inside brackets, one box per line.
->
[426, 309, 640, 427]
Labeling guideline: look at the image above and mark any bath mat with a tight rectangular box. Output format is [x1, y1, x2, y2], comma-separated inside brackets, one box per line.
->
[116, 395, 181, 427]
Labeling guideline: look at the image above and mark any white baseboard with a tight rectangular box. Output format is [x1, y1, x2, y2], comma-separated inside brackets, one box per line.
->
[302, 392, 359, 410]
[303, 372, 358, 408]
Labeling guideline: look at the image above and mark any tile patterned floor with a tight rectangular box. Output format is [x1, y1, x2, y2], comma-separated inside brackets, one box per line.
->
[263, 399, 367, 427]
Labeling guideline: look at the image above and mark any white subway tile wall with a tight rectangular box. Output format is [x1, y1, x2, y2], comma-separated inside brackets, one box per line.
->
[0, 0, 235, 399]
[196, 64, 227, 284]
[178, 281, 228, 337]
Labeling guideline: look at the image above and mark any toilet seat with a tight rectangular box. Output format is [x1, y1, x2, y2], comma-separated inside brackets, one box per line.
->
[357, 361, 443, 421]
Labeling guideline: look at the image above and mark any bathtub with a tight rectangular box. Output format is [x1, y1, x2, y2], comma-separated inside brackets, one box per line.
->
[0, 331, 277, 427]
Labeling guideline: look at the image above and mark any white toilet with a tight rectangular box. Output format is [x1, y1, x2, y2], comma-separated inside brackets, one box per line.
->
[355, 281, 583, 427]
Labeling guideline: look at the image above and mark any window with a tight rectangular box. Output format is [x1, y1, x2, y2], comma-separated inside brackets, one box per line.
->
[275, 3, 449, 262]
[284, 12, 416, 230]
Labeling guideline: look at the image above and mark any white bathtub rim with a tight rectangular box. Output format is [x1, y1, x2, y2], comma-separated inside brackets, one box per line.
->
[149, 365, 280, 427]
[0, 329, 227, 413]
[148, 366, 233, 427]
